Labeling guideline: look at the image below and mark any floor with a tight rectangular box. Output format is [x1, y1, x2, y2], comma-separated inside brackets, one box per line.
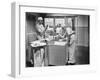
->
[26, 46, 89, 67]
[75, 46, 89, 65]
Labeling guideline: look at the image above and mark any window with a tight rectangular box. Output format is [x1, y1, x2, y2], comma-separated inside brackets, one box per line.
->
[67, 18, 72, 27]
[44, 18, 54, 27]
[55, 18, 65, 27]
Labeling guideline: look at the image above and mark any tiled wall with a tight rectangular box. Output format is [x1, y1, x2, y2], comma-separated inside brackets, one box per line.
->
[76, 27, 89, 47]
[76, 15, 89, 47]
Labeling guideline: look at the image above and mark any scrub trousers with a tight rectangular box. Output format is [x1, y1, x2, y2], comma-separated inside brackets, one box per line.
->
[67, 42, 76, 64]
[34, 48, 45, 67]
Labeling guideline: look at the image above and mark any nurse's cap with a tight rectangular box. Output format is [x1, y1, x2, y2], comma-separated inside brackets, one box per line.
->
[38, 17, 43, 20]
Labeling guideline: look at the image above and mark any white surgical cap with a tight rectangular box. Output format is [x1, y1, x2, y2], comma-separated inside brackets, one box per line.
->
[38, 17, 43, 20]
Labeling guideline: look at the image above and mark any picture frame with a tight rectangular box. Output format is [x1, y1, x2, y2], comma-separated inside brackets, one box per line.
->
[11, 2, 96, 78]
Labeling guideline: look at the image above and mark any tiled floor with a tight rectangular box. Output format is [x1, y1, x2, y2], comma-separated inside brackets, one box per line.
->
[75, 46, 89, 65]
[26, 46, 89, 67]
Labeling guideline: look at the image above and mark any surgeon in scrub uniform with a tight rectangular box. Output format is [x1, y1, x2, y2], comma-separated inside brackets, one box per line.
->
[66, 26, 76, 65]
[34, 17, 46, 67]
[56, 24, 62, 35]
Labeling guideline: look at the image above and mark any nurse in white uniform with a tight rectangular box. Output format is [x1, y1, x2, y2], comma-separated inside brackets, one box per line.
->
[34, 17, 45, 67]
[56, 24, 62, 35]
[66, 27, 76, 65]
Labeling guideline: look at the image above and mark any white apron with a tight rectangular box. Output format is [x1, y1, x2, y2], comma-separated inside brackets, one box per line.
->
[34, 24, 45, 67]
[67, 33, 76, 63]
